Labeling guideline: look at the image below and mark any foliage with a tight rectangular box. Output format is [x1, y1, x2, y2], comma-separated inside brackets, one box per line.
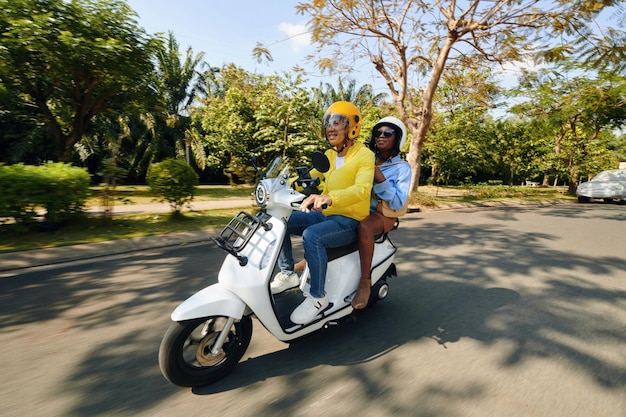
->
[0, 0, 157, 162]
[191, 66, 325, 184]
[510, 62, 626, 192]
[296, 0, 623, 192]
[151, 31, 208, 168]
[537, 1, 626, 73]
[425, 113, 488, 185]
[70, 32, 209, 183]
[1, 2, 622, 193]
[0, 162, 90, 227]
[487, 120, 549, 185]
[311, 77, 387, 111]
[146, 159, 199, 212]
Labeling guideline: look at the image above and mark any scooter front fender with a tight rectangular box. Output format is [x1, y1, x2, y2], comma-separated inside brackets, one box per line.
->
[171, 283, 247, 322]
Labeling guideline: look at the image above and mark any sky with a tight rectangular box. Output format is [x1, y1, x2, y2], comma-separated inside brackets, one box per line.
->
[124, 0, 623, 114]
[125, 0, 386, 91]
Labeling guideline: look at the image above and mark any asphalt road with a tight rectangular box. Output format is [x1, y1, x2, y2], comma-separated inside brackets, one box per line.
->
[1, 203, 624, 417]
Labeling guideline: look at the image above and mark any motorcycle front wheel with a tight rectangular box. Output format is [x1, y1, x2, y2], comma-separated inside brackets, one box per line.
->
[158, 315, 253, 387]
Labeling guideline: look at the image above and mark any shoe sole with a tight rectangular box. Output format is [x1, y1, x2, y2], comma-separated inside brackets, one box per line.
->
[290, 302, 333, 325]
[271, 285, 299, 295]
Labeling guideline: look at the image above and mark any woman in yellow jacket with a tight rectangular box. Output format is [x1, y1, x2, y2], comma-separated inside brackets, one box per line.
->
[271, 101, 375, 325]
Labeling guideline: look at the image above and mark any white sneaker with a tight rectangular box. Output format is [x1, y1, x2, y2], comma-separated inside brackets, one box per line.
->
[270, 271, 300, 294]
[290, 294, 329, 324]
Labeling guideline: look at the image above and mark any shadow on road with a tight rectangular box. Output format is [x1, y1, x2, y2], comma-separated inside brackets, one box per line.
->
[1, 205, 624, 416]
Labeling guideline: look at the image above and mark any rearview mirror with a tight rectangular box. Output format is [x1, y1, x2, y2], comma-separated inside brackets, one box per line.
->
[311, 150, 330, 173]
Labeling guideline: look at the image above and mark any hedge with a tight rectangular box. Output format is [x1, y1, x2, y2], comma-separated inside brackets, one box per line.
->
[0, 162, 90, 226]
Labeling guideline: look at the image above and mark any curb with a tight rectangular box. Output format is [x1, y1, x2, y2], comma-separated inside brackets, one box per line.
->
[0, 229, 219, 273]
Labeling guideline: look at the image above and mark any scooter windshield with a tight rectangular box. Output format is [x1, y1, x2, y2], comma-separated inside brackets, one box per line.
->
[264, 157, 290, 181]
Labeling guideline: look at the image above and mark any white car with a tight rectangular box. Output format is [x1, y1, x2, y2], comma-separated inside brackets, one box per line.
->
[576, 169, 626, 204]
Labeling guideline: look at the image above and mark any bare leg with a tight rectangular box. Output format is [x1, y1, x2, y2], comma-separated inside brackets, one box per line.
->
[352, 213, 395, 309]
[294, 258, 307, 272]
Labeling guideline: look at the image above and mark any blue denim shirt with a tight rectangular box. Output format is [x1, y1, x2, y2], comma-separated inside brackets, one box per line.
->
[370, 155, 412, 212]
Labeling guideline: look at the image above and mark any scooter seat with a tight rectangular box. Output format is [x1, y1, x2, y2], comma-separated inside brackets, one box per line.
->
[326, 231, 389, 262]
[326, 242, 359, 261]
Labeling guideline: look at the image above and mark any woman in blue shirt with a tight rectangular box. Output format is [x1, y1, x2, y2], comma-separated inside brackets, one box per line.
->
[352, 117, 412, 309]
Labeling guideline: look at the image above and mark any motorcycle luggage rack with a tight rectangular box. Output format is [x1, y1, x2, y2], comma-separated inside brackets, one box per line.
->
[211, 211, 271, 266]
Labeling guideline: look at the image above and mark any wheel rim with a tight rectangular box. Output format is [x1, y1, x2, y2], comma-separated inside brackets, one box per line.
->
[195, 332, 226, 366]
[182, 317, 232, 368]
[377, 283, 389, 299]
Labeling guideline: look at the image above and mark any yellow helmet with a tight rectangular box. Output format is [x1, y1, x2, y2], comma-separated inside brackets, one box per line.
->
[323, 101, 362, 140]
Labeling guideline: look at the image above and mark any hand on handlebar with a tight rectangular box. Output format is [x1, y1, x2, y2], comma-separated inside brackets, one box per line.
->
[301, 194, 331, 212]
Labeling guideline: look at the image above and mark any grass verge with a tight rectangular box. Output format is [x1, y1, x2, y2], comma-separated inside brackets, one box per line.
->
[0, 209, 244, 253]
[1, 184, 575, 254]
[86, 184, 254, 206]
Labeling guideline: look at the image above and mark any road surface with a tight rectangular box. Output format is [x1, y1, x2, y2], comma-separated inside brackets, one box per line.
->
[0, 203, 624, 417]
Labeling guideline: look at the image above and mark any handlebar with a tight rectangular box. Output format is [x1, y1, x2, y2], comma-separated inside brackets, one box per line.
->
[290, 201, 328, 211]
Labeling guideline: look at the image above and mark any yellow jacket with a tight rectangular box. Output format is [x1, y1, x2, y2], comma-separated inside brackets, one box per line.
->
[313, 142, 374, 221]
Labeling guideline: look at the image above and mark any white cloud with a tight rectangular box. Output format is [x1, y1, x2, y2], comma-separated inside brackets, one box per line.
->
[492, 58, 547, 89]
[277, 22, 311, 51]
[496, 58, 540, 76]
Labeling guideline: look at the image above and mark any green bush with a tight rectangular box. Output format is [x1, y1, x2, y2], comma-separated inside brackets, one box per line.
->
[0, 162, 90, 227]
[146, 159, 199, 213]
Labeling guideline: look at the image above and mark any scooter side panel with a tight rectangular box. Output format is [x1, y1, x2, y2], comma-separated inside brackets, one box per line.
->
[371, 237, 397, 285]
[324, 237, 397, 303]
[171, 283, 246, 321]
[218, 218, 289, 334]
[324, 252, 360, 305]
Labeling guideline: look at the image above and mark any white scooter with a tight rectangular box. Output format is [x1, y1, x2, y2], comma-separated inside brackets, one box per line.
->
[158, 151, 399, 387]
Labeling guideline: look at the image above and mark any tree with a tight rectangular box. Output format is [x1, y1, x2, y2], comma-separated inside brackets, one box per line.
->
[312, 77, 387, 111]
[75, 32, 209, 184]
[295, 0, 623, 192]
[539, 1, 626, 73]
[488, 119, 548, 186]
[253, 73, 323, 164]
[425, 111, 489, 185]
[0, 0, 156, 162]
[192, 65, 323, 184]
[152, 31, 208, 169]
[510, 63, 626, 191]
[0, 80, 48, 163]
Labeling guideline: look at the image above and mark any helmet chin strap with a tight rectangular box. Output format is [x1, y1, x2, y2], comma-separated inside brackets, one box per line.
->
[330, 138, 352, 154]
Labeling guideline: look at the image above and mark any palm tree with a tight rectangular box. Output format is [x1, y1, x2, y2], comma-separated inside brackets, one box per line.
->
[312, 77, 387, 111]
[154, 31, 206, 116]
[152, 31, 207, 167]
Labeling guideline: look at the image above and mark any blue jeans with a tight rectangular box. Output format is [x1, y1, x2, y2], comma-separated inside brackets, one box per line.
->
[278, 211, 360, 298]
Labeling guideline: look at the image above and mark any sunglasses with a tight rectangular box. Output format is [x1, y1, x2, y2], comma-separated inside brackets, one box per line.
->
[375, 129, 395, 138]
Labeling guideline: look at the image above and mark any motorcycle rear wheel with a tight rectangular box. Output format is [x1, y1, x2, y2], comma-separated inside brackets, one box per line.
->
[158, 315, 253, 387]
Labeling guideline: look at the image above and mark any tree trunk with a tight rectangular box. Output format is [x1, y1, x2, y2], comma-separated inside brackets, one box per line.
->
[406, 31, 457, 193]
[406, 126, 423, 192]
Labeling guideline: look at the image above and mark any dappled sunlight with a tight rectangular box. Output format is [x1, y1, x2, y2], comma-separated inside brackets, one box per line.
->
[1, 205, 623, 416]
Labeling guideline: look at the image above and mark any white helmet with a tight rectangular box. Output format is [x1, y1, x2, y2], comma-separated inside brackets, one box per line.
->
[369, 116, 408, 155]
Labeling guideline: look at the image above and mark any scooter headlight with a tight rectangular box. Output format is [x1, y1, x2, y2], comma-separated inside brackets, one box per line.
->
[255, 182, 269, 207]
